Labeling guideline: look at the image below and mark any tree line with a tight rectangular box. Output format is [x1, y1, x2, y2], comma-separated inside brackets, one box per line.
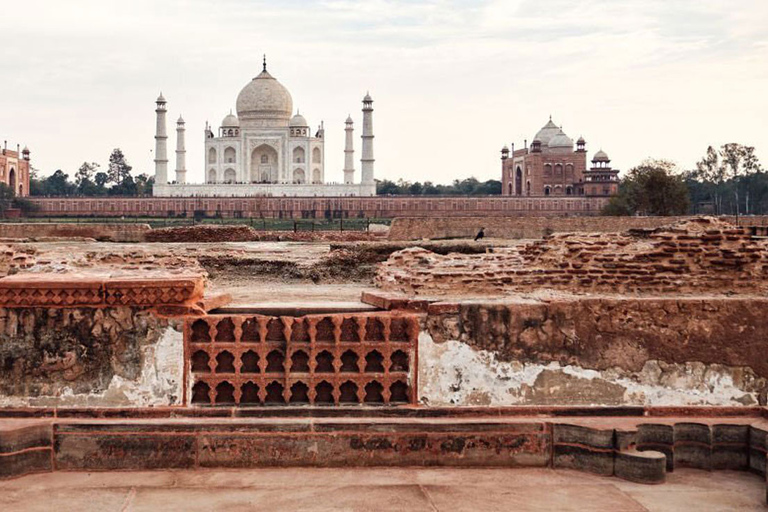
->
[30, 148, 154, 197]
[604, 143, 764, 216]
[376, 177, 502, 196]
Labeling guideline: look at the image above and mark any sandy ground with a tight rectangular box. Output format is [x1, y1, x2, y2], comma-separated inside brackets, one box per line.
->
[0, 467, 763, 511]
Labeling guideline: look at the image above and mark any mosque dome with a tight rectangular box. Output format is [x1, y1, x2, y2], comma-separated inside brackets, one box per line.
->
[548, 129, 574, 149]
[533, 118, 561, 146]
[289, 112, 308, 127]
[221, 112, 240, 128]
[593, 149, 610, 162]
[236, 68, 293, 125]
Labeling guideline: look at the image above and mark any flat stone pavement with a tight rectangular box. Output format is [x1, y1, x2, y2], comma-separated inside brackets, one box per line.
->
[0, 468, 764, 511]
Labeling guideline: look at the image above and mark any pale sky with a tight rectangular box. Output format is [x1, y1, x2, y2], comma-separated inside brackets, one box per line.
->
[1, 0, 766, 185]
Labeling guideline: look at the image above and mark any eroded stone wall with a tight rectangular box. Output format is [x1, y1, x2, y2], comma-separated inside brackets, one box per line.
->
[378, 218, 768, 295]
[0, 223, 150, 242]
[0, 308, 183, 407]
[388, 215, 768, 241]
[420, 297, 768, 407]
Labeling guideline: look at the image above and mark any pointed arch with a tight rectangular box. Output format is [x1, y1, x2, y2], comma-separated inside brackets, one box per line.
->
[250, 144, 279, 183]
[208, 147, 217, 164]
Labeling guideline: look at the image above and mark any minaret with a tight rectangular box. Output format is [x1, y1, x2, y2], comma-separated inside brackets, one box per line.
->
[343, 115, 355, 184]
[360, 93, 374, 185]
[154, 93, 168, 185]
[175, 115, 186, 184]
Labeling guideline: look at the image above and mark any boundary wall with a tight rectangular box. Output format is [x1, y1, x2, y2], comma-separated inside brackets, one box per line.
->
[25, 196, 610, 219]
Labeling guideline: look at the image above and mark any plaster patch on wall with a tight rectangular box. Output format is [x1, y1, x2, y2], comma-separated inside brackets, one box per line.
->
[0, 325, 183, 408]
[418, 332, 767, 407]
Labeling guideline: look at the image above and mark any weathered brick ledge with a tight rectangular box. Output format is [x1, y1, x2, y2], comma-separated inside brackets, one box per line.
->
[0, 272, 208, 311]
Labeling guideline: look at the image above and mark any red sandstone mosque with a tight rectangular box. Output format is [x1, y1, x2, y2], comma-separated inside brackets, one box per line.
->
[501, 118, 619, 197]
[0, 142, 31, 197]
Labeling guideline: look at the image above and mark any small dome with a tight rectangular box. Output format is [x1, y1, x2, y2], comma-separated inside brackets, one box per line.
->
[577, 136, 585, 144]
[156, 92, 166, 103]
[593, 149, 610, 162]
[532, 139, 542, 145]
[363, 92, 372, 102]
[548, 129, 574, 149]
[501, 145, 509, 152]
[177, 115, 185, 124]
[236, 69, 293, 124]
[221, 112, 240, 128]
[345, 115, 353, 124]
[533, 118, 560, 146]
[21, 146, 29, 154]
[289, 112, 308, 127]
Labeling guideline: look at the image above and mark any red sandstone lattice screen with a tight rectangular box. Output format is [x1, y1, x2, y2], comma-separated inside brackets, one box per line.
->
[184, 313, 418, 406]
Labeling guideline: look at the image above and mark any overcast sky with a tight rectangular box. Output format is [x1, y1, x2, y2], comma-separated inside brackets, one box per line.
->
[1, 0, 766, 185]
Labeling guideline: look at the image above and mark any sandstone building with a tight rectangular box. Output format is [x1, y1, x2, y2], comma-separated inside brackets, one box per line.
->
[0, 141, 30, 197]
[501, 118, 619, 197]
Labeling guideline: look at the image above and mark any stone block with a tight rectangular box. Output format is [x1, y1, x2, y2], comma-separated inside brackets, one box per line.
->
[553, 424, 614, 449]
[0, 448, 52, 479]
[54, 433, 196, 470]
[712, 424, 749, 470]
[749, 426, 768, 475]
[553, 444, 614, 476]
[674, 422, 712, 470]
[614, 449, 666, 484]
[0, 423, 52, 454]
[636, 424, 674, 472]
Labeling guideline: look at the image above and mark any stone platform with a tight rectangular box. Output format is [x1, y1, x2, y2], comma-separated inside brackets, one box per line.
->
[2, 407, 768, 503]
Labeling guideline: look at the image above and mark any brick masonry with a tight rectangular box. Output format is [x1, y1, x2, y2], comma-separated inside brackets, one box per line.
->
[388, 214, 768, 240]
[25, 196, 611, 218]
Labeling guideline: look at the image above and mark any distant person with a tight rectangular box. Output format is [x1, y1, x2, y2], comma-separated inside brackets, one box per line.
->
[474, 227, 485, 241]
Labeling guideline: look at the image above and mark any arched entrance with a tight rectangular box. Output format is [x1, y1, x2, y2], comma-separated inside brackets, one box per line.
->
[293, 168, 305, 184]
[515, 167, 522, 196]
[8, 168, 16, 193]
[251, 144, 279, 183]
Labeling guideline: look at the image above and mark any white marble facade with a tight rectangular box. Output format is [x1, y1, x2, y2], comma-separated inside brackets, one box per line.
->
[154, 59, 376, 197]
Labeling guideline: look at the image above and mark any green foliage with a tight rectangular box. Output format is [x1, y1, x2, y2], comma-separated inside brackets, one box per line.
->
[686, 143, 764, 214]
[603, 159, 690, 216]
[0, 183, 15, 213]
[30, 148, 144, 197]
[376, 177, 502, 196]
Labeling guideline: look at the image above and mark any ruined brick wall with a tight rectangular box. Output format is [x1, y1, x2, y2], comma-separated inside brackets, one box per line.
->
[420, 297, 768, 407]
[0, 307, 183, 407]
[0, 223, 150, 242]
[388, 215, 768, 241]
[378, 218, 768, 295]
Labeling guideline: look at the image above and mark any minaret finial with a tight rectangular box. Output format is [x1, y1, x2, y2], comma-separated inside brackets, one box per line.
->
[263, 54, 267, 71]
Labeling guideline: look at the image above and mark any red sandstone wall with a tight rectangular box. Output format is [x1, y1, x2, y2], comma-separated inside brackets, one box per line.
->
[0, 223, 151, 242]
[25, 196, 611, 219]
[388, 215, 768, 240]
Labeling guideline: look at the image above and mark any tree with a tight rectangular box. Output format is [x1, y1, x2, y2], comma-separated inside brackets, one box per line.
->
[44, 170, 76, 196]
[107, 148, 132, 185]
[689, 143, 763, 214]
[135, 174, 154, 196]
[603, 159, 690, 216]
[0, 183, 14, 214]
[75, 162, 100, 196]
[95, 172, 109, 189]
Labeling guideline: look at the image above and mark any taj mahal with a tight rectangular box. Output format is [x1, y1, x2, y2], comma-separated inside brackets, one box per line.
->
[152, 58, 376, 197]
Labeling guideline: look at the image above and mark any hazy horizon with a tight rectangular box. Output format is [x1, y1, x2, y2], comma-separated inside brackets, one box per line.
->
[1, 0, 766, 185]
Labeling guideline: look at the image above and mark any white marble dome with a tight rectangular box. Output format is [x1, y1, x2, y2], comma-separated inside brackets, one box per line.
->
[236, 69, 293, 124]
[548, 130, 574, 149]
[289, 112, 308, 127]
[533, 119, 560, 146]
[221, 112, 239, 128]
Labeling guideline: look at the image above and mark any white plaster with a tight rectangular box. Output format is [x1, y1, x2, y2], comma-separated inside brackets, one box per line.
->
[418, 332, 765, 407]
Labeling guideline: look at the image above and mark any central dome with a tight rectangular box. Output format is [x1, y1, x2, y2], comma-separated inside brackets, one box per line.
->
[236, 69, 293, 126]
